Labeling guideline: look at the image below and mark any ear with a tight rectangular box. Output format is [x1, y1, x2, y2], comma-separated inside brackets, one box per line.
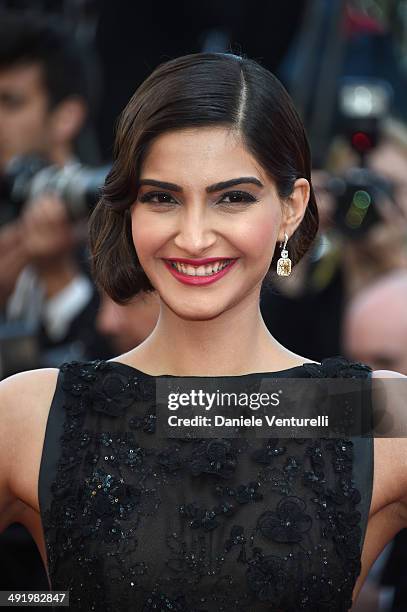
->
[277, 178, 310, 243]
[49, 96, 87, 145]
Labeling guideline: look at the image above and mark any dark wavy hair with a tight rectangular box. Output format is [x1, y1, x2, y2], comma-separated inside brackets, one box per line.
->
[88, 52, 319, 305]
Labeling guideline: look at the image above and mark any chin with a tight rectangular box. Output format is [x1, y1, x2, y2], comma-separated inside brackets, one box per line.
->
[164, 298, 231, 322]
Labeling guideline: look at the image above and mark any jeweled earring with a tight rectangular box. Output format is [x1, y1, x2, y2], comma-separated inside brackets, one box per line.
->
[276, 232, 292, 276]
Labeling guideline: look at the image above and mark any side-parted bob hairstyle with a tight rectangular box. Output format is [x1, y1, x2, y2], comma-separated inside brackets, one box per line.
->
[88, 52, 319, 305]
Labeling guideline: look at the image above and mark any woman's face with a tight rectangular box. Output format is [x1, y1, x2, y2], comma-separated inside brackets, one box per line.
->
[131, 127, 306, 320]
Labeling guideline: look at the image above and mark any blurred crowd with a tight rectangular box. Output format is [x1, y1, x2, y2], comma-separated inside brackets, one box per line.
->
[0, 1, 406, 611]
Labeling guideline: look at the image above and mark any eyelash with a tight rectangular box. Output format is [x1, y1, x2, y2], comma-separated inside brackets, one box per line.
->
[138, 190, 258, 206]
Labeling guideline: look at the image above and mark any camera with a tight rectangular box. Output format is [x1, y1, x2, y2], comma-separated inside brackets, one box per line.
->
[0, 155, 110, 224]
[327, 77, 396, 240]
[328, 167, 395, 239]
[0, 156, 111, 377]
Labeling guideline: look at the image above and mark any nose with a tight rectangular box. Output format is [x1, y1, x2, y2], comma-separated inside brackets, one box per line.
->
[173, 203, 217, 254]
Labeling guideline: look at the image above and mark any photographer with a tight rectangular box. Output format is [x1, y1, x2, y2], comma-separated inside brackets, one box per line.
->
[325, 115, 407, 296]
[260, 113, 407, 362]
[0, 10, 112, 376]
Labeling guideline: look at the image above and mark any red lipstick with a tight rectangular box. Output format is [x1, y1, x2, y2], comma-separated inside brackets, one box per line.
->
[163, 258, 238, 286]
[165, 257, 232, 265]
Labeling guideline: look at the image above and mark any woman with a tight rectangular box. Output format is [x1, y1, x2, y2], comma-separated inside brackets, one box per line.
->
[0, 52, 406, 612]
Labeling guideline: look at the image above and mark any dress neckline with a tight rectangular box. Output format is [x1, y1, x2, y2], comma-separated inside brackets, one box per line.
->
[106, 359, 317, 379]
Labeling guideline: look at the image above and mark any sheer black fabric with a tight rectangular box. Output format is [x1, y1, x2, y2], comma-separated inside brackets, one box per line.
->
[38, 356, 373, 611]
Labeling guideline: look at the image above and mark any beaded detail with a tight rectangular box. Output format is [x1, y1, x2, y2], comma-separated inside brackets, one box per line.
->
[41, 356, 372, 611]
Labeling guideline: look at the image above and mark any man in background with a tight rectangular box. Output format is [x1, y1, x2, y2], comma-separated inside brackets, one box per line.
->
[0, 10, 112, 375]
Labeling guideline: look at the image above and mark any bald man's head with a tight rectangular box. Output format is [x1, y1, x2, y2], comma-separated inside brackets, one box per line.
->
[342, 269, 407, 374]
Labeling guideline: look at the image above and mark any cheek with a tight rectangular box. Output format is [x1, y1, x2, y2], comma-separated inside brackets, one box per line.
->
[10, 107, 48, 150]
[4, 111, 31, 141]
[131, 209, 167, 262]
[22, 101, 46, 130]
[233, 207, 280, 260]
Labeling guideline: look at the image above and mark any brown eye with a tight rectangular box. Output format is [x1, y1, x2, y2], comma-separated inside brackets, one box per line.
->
[218, 191, 258, 204]
[139, 192, 178, 205]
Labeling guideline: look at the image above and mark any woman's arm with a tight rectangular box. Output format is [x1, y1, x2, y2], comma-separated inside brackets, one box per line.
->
[371, 369, 407, 525]
[0, 373, 24, 532]
[0, 368, 59, 532]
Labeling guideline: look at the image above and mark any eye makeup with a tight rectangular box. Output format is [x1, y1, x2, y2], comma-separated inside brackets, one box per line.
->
[138, 190, 259, 206]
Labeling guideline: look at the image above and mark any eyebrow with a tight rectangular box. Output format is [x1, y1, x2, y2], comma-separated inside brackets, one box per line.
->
[138, 176, 264, 193]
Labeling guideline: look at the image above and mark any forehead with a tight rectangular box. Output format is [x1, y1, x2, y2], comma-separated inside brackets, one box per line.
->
[139, 127, 268, 185]
[0, 62, 46, 94]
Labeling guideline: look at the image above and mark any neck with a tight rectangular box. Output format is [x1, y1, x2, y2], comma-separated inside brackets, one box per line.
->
[130, 290, 295, 376]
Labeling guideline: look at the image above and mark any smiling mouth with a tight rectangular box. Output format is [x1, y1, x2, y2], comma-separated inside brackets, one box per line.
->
[165, 259, 235, 276]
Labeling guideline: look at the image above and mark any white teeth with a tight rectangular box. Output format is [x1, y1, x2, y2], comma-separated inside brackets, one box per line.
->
[169, 260, 232, 276]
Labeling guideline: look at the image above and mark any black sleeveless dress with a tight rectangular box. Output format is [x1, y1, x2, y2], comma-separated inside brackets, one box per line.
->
[38, 356, 374, 612]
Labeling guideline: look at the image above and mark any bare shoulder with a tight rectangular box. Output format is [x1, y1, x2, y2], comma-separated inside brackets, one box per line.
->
[370, 369, 407, 524]
[0, 367, 60, 523]
[0, 367, 60, 438]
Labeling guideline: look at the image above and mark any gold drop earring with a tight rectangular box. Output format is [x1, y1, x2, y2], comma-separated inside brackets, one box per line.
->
[276, 232, 292, 276]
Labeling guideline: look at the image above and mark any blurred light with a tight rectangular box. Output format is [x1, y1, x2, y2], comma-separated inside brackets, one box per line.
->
[345, 207, 364, 228]
[345, 190, 371, 228]
[351, 131, 373, 152]
[353, 190, 371, 209]
[354, 86, 373, 114]
[340, 81, 391, 118]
